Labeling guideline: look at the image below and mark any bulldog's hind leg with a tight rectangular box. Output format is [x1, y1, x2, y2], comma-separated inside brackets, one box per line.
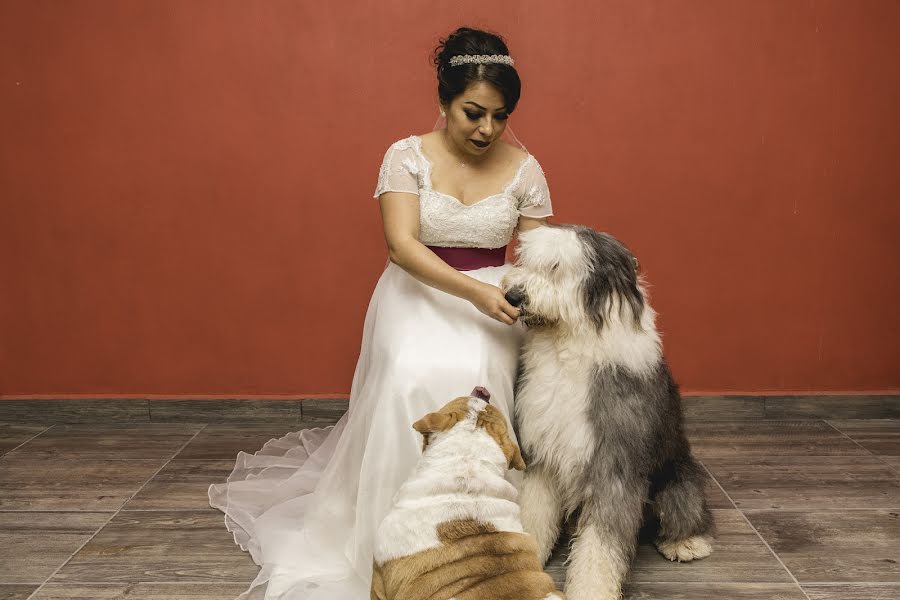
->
[370, 563, 386, 600]
[519, 463, 564, 564]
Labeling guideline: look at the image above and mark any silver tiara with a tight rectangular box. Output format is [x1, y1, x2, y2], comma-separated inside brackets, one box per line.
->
[449, 54, 515, 67]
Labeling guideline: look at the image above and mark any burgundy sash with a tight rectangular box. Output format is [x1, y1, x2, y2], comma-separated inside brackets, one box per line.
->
[427, 245, 507, 271]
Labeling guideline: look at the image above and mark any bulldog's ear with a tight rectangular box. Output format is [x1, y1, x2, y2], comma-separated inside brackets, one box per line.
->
[412, 414, 444, 451]
[507, 438, 526, 471]
[413, 412, 455, 434]
[477, 406, 526, 471]
[412, 397, 470, 439]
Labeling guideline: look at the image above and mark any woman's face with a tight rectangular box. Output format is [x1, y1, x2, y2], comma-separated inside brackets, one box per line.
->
[441, 81, 509, 157]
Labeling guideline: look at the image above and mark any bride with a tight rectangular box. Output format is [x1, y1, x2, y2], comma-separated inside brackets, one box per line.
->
[209, 26, 554, 599]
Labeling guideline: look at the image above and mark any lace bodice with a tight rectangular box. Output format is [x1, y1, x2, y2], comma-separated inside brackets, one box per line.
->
[373, 136, 553, 249]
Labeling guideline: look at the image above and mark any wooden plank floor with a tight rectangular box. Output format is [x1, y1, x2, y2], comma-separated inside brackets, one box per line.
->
[1, 416, 897, 599]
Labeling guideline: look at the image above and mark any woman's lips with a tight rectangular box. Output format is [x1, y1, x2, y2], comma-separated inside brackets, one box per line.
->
[470, 139, 490, 148]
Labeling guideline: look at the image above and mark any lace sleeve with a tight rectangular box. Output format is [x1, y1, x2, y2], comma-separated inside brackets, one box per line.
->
[373, 139, 421, 198]
[516, 157, 553, 218]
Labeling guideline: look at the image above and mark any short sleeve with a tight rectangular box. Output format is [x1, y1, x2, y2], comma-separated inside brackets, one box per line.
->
[514, 156, 553, 218]
[373, 138, 421, 198]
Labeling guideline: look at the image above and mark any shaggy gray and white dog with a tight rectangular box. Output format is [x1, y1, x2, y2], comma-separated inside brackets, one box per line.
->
[502, 225, 714, 600]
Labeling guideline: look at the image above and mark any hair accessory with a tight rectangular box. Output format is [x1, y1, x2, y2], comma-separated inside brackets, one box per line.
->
[449, 54, 515, 67]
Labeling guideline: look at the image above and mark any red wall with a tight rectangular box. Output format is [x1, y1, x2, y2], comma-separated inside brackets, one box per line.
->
[1, 1, 898, 397]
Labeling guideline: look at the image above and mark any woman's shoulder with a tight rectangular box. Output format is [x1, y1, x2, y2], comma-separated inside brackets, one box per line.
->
[498, 139, 529, 162]
[415, 131, 438, 144]
[387, 134, 424, 151]
[378, 135, 423, 167]
[496, 140, 533, 178]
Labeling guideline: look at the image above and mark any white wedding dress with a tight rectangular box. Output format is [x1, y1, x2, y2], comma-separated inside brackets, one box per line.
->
[208, 134, 553, 599]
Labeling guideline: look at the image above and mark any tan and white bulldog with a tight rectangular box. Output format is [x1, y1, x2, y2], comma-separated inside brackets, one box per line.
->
[371, 388, 565, 600]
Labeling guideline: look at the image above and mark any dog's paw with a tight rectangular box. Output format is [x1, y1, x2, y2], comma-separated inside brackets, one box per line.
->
[655, 535, 713, 562]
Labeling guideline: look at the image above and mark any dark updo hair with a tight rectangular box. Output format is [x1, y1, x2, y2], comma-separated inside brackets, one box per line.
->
[432, 27, 522, 114]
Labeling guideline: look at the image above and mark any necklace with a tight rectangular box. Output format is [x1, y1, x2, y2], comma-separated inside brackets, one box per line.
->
[441, 129, 486, 169]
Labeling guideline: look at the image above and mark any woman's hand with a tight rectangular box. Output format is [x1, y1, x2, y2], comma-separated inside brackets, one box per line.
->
[471, 282, 521, 325]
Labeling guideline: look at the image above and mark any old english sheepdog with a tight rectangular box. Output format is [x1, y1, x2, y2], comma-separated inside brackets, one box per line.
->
[502, 225, 714, 600]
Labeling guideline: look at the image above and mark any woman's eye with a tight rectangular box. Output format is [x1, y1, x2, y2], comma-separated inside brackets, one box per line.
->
[464, 111, 508, 122]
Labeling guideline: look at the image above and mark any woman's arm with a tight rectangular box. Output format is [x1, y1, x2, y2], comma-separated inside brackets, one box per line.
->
[513, 155, 552, 234]
[516, 215, 548, 233]
[378, 191, 520, 325]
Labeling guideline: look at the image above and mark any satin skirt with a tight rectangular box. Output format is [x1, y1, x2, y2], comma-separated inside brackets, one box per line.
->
[208, 261, 525, 599]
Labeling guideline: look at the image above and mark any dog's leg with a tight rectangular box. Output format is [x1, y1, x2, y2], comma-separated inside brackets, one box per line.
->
[519, 464, 564, 564]
[565, 478, 647, 600]
[652, 455, 714, 562]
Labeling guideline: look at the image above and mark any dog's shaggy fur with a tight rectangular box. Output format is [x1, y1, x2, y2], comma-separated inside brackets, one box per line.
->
[502, 225, 714, 600]
[372, 392, 565, 600]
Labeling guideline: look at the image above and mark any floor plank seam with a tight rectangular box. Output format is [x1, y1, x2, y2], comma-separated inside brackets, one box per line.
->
[30, 580, 273, 585]
[799, 583, 900, 600]
[698, 461, 813, 600]
[698, 459, 738, 510]
[799, 582, 900, 585]
[1, 457, 196, 462]
[24, 424, 210, 600]
[116, 509, 221, 513]
[0, 509, 124, 513]
[0, 508, 224, 513]
[742, 507, 900, 512]
[699, 454, 891, 458]
[823, 420, 899, 474]
[2, 425, 56, 456]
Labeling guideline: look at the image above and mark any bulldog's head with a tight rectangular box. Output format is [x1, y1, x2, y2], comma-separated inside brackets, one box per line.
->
[412, 387, 526, 471]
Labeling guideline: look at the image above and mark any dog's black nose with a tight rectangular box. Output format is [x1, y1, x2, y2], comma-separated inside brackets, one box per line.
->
[504, 286, 526, 308]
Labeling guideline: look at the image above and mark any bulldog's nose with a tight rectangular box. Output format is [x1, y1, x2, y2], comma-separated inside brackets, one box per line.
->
[471, 386, 491, 402]
[504, 286, 526, 308]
